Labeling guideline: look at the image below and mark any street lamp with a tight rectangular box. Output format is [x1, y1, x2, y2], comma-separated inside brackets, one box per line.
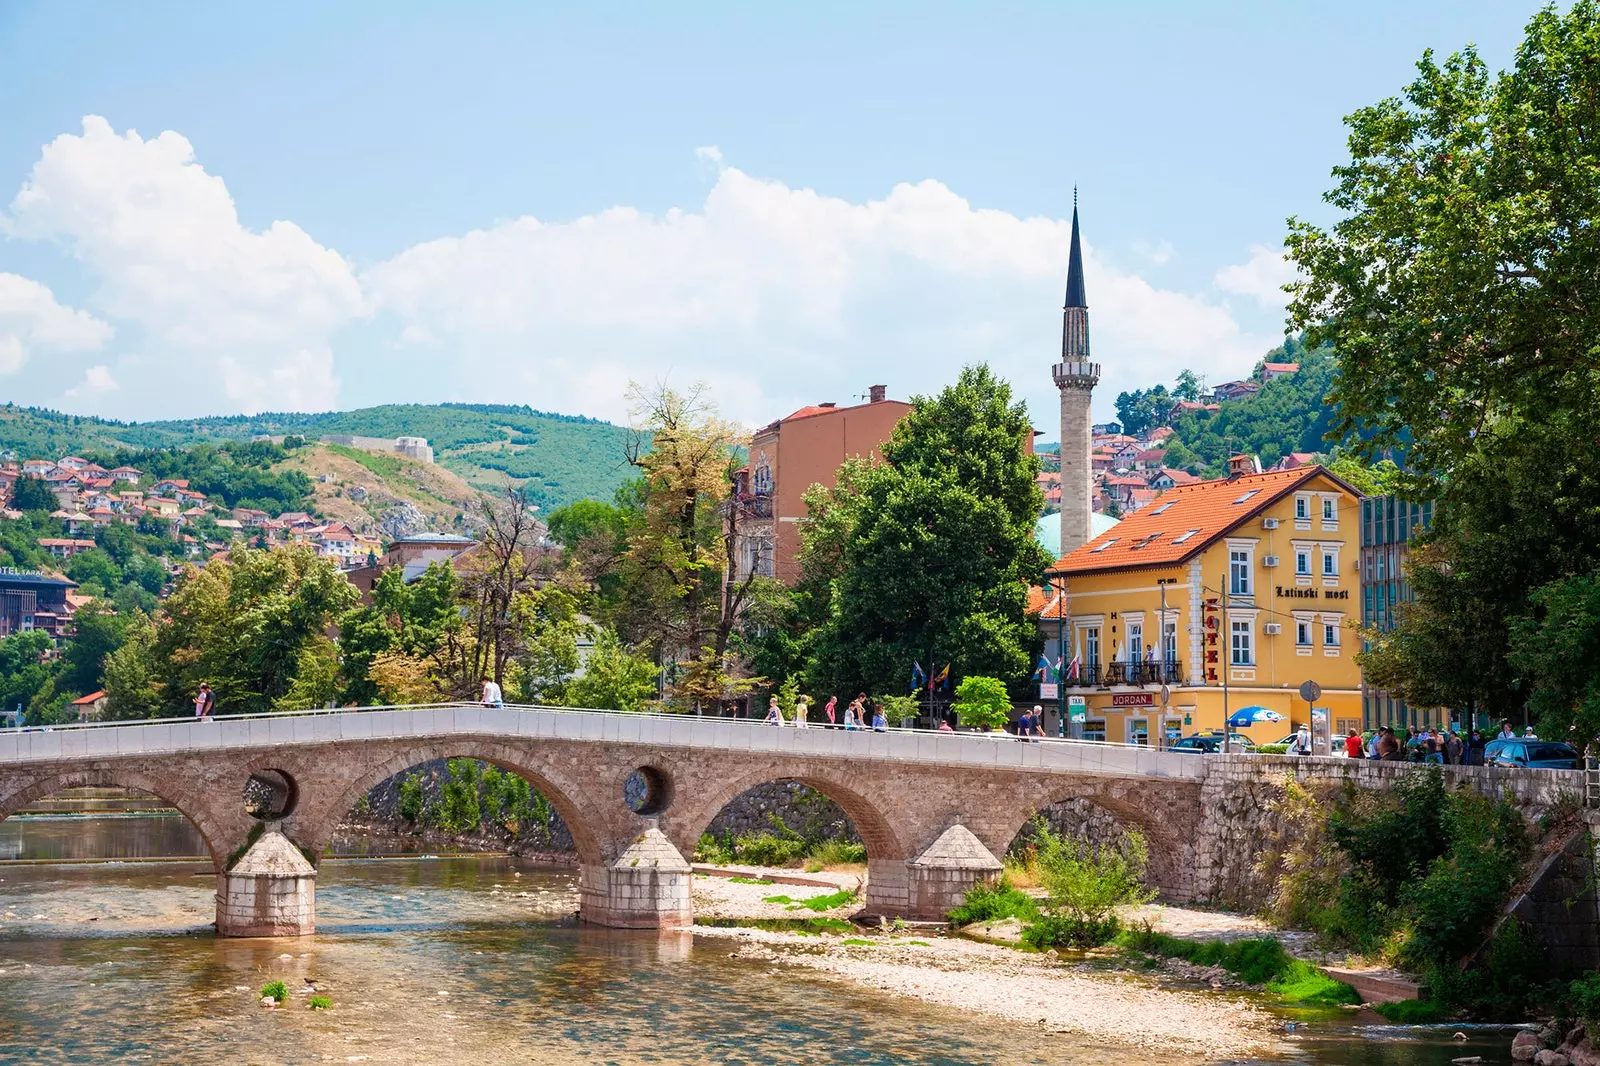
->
[1048, 568, 1068, 738]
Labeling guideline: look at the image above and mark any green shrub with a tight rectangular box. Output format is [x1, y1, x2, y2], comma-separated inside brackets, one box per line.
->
[1570, 970, 1600, 1026]
[805, 839, 867, 867]
[434, 759, 483, 832]
[733, 831, 805, 867]
[1030, 817, 1155, 927]
[260, 980, 288, 1004]
[308, 995, 332, 1010]
[1021, 912, 1121, 948]
[951, 676, 1012, 731]
[947, 876, 1040, 927]
[694, 833, 734, 865]
[397, 771, 425, 824]
[1112, 927, 1358, 1005]
[1258, 744, 1289, 754]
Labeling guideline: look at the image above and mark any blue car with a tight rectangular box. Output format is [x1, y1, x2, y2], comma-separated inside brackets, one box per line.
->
[1483, 738, 1581, 770]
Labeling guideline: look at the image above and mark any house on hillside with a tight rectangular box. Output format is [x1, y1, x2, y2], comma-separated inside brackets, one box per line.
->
[22, 459, 54, 476]
[1212, 380, 1261, 403]
[1141, 426, 1175, 445]
[70, 690, 108, 721]
[1260, 361, 1299, 383]
[37, 538, 97, 560]
[1271, 452, 1319, 472]
[109, 466, 142, 483]
[1174, 400, 1220, 415]
[152, 479, 190, 497]
[55, 456, 88, 472]
[1133, 448, 1166, 471]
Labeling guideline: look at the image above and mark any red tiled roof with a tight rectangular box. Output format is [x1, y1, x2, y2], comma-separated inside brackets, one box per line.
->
[781, 404, 840, 422]
[1053, 465, 1354, 576]
[1156, 469, 1203, 486]
[70, 690, 106, 705]
[1103, 475, 1146, 487]
[1262, 362, 1299, 373]
[1134, 448, 1165, 462]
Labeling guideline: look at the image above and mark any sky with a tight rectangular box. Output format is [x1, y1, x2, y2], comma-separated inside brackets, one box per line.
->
[0, 1, 1548, 430]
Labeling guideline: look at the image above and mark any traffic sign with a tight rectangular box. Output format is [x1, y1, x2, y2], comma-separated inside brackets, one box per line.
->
[1299, 680, 1322, 703]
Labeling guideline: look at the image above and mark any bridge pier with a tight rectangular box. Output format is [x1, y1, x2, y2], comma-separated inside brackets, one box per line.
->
[579, 827, 693, 929]
[215, 829, 316, 937]
[905, 824, 1001, 920]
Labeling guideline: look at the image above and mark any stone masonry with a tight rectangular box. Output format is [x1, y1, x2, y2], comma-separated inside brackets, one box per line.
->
[0, 707, 1579, 935]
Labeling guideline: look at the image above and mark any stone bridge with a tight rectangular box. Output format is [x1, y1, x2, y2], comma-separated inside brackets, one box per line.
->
[0, 705, 1576, 936]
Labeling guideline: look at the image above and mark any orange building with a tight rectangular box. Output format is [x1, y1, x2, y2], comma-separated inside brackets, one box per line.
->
[732, 385, 911, 584]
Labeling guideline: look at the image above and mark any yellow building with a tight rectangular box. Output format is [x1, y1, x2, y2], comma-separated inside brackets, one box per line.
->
[1036, 459, 1364, 747]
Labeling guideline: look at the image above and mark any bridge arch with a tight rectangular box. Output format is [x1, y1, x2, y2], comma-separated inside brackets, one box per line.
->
[0, 768, 232, 868]
[290, 741, 609, 867]
[990, 777, 1200, 900]
[667, 765, 906, 863]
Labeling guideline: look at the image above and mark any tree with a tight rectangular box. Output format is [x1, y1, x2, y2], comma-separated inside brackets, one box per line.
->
[950, 675, 1011, 731]
[564, 628, 659, 711]
[60, 604, 127, 695]
[0, 630, 57, 720]
[1324, 454, 1402, 497]
[618, 382, 752, 709]
[110, 544, 361, 717]
[1286, 2, 1600, 477]
[11, 475, 56, 513]
[811, 365, 1049, 697]
[1508, 572, 1600, 743]
[441, 488, 552, 696]
[1357, 416, 1600, 722]
[102, 614, 162, 719]
[512, 583, 590, 704]
[338, 562, 460, 704]
[1173, 369, 1201, 403]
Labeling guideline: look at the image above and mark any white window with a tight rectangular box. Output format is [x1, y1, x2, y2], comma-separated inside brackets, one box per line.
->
[1322, 497, 1336, 522]
[1161, 619, 1178, 664]
[1084, 627, 1101, 670]
[1324, 622, 1340, 646]
[1295, 496, 1309, 520]
[1295, 549, 1310, 576]
[1230, 620, 1253, 665]
[1296, 620, 1312, 646]
[1229, 549, 1252, 595]
[1322, 547, 1338, 576]
[1127, 622, 1144, 665]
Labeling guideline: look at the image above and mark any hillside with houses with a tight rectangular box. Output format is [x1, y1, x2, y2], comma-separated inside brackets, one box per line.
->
[1037, 336, 1342, 520]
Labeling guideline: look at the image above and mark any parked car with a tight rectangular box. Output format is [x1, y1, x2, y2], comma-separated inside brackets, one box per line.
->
[1267, 732, 1355, 756]
[1483, 738, 1581, 770]
[1170, 732, 1257, 754]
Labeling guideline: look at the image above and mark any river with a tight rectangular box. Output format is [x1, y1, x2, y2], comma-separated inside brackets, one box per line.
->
[0, 804, 1517, 1065]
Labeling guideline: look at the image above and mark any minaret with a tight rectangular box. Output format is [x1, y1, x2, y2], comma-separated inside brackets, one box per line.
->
[1052, 192, 1100, 554]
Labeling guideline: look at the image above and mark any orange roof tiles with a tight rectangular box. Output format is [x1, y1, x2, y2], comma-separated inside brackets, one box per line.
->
[1053, 465, 1353, 576]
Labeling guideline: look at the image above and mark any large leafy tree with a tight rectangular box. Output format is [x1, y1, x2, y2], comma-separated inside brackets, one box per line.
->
[1286, 2, 1600, 478]
[618, 382, 754, 709]
[337, 562, 461, 704]
[810, 365, 1048, 696]
[103, 543, 360, 717]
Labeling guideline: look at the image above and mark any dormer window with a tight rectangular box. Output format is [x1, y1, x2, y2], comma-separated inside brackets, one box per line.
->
[1129, 532, 1163, 551]
[1150, 501, 1174, 515]
[1233, 490, 1260, 505]
[1090, 538, 1118, 553]
[1172, 529, 1200, 544]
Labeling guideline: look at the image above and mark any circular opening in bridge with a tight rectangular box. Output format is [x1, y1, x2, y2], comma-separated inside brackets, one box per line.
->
[243, 768, 298, 821]
[624, 767, 671, 816]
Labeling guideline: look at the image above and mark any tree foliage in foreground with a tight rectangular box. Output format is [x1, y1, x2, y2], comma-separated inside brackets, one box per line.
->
[1286, 1, 1600, 479]
[809, 365, 1048, 697]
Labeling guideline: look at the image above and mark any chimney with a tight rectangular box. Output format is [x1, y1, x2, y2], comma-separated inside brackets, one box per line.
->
[1227, 454, 1262, 478]
[868, 384, 886, 404]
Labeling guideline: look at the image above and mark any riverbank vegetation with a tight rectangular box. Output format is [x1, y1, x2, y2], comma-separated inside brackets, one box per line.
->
[694, 820, 866, 872]
[948, 818, 1153, 949]
[1257, 766, 1549, 1018]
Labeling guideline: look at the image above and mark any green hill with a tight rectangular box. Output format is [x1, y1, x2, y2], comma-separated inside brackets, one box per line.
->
[0, 402, 636, 512]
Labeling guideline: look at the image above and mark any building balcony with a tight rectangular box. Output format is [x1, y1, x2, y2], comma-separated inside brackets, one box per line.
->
[1100, 660, 1183, 687]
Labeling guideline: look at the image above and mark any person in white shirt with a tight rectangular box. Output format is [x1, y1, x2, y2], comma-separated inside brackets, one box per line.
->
[793, 696, 809, 728]
[481, 678, 503, 707]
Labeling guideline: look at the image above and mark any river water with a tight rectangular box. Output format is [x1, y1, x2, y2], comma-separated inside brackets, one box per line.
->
[0, 807, 1517, 1065]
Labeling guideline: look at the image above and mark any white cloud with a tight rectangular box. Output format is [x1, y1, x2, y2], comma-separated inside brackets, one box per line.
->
[364, 165, 1273, 426]
[3, 116, 360, 413]
[1, 119, 1281, 429]
[64, 364, 119, 399]
[1214, 245, 1297, 310]
[0, 271, 111, 374]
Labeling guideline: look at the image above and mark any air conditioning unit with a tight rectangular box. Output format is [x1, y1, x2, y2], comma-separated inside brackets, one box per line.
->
[1262, 554, 1280, 568]
[1263, 622, 1282, 635]
[1262, 517, 1280, 530]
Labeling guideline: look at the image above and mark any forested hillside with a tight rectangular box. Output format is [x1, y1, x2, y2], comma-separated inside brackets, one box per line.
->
[1160, 337, 1342, 475]
[0, 402, 636, 512]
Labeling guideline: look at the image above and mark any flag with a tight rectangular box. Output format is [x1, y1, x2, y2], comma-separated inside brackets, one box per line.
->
[933, 664, 950, 691]
[910, 661, 926, 694]
[1032, 654, 1050, 681]
[1067, 654, 1081, 680]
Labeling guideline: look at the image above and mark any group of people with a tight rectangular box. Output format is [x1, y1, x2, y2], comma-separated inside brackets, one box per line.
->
[764, 694, 891, 731]
[1343, 721, 1530, 764]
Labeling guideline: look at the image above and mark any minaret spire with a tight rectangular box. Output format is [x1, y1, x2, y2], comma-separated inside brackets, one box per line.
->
[1052, 193, 1100, 556]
